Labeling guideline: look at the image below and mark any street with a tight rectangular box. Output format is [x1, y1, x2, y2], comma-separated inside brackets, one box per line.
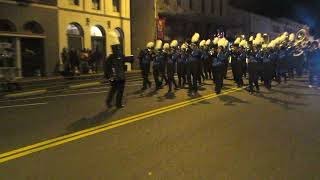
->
[0, 74, 320, 179]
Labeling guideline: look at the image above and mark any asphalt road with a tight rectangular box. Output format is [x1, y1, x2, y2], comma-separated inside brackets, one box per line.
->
[0, 74, 319, 179]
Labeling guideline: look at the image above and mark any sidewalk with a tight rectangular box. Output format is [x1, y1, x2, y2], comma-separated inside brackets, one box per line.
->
[1, 70, 141, 99]
[15, 70, 141, 83]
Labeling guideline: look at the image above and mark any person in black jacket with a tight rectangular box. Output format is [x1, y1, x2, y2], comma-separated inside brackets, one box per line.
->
[104, 32, 132, 109]
[139, 42, 154, 90]
[105, 44, 127, 108]
[166, 41, 179, 93]
[308, 41, 320, 89]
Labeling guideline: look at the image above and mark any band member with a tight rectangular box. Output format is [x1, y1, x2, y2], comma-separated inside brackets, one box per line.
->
[247, 40, 260, 94]
[204, 39, 213, 80]
[212, 38, 228, 94]
[308, 41, 320, 88]
[166, 41, 179, 93]
[277, 45, 289, 83]
[292, 43, 305, 77]
[239, 40, 248, 79]
[198, 40, 207, 84]
[139, 42, 154, 90]
[105, 31, 132, 108]
[177, 43, 188, 88]
[153, 40, 164, 90]
[231, 38, 244, 87]
[187, 33, 201, 94]
[262, 45, 274, 90]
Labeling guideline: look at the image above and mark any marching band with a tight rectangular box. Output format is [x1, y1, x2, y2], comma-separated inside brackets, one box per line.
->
[139, 30, 320, 95]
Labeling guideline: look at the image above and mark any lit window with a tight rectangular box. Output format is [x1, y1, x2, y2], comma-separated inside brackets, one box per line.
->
[90, 26, 103, 37]
[113, 0, 120, 12]
[70, 0, 79, 5]
[92, 0, 100, 10]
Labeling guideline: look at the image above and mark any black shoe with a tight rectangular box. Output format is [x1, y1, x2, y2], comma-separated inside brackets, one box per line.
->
[116, 105, 125, 109]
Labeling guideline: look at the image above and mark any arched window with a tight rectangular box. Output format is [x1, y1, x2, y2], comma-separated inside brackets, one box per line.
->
[23, 21, 44, 34]
[91, 25, 106, 57]
[67, 23, 84, 50]
[0, 19, 16, 32]
[67, 23, 83, 36]
[91, 25, 105, 37]
[114, 27, 124, 52]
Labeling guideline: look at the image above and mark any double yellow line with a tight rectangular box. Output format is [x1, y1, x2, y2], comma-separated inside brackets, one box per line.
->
[0, 87, 243, 164]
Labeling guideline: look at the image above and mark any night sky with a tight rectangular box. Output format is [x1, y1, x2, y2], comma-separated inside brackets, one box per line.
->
[230, 0, 320, 37]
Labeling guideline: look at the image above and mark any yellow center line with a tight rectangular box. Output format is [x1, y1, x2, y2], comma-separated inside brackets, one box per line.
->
[0, 87, 243, 164]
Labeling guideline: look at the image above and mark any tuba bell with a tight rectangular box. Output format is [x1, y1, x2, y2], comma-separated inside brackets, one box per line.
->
[294, 29, 309, 47]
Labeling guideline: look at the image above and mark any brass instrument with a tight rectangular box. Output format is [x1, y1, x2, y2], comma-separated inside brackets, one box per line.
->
[293, 29, 310, 56]
[294, 29, 309, 47]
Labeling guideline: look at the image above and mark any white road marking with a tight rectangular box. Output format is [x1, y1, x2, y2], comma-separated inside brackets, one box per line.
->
[0, 102, 48, 109]
[0, 84, 142, 103]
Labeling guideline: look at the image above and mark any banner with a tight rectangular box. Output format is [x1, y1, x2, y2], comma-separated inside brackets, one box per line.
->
[157, 18, 166, 40]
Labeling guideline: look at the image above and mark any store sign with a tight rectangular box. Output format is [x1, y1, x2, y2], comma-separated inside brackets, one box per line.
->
[157, 18, 166, 40]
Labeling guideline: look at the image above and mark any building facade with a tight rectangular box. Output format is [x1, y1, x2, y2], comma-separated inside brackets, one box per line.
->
[131, 0, 308, 58]
[156, 0, 230, 41]
[0, 0, 131, 78]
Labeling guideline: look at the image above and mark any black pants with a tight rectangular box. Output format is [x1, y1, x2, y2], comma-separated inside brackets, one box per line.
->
[206, 60, 213, 80]
[158, 64, 168, 86]
[177, 63, 186, 87]
[263, 62, 274, 89]
[242, 61, 247, 78]
[223, 62, 229, 79]
[248, 63, 260, 93]
[167, 70, 178, 92]
[187, 61, 199, 92]
[153, 67, 161, 89]
[213, 65, 224, 94]
[294, 56, 304, 77]
[141, 64, 151, 89]
[106, 80, 125, 107]
[232, 62, 244, 87]
[198, 61, 205, 84]
[309, 68, 320, 86]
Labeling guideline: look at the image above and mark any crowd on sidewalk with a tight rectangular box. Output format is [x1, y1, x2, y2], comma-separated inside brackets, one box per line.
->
[59, 47, 104, 76]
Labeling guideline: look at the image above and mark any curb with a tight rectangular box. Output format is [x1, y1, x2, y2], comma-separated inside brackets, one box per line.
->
[69, 82, 103, 90]
[4, 89, 48, 98]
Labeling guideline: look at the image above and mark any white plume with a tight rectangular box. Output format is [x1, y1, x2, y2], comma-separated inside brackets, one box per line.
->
[155, 40, 163, 50]
[191, 33, 200, 43]
[170, 40, 178, 47]
[146, 42, 154, 48]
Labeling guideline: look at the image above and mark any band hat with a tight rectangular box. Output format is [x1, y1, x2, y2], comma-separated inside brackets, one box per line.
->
[191, 33, 200, 43]
[205, 39, 211, 46]
[163, 43, 170, 50]
[199, 40, 206, 47]
[181, 43, 188, 50]
[146, 42, 154, 48]
[170, 40, 178, 47]
[213, 37, 219, 45]
[234, 37, 241, 45]
[155, 40, 163, 50]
